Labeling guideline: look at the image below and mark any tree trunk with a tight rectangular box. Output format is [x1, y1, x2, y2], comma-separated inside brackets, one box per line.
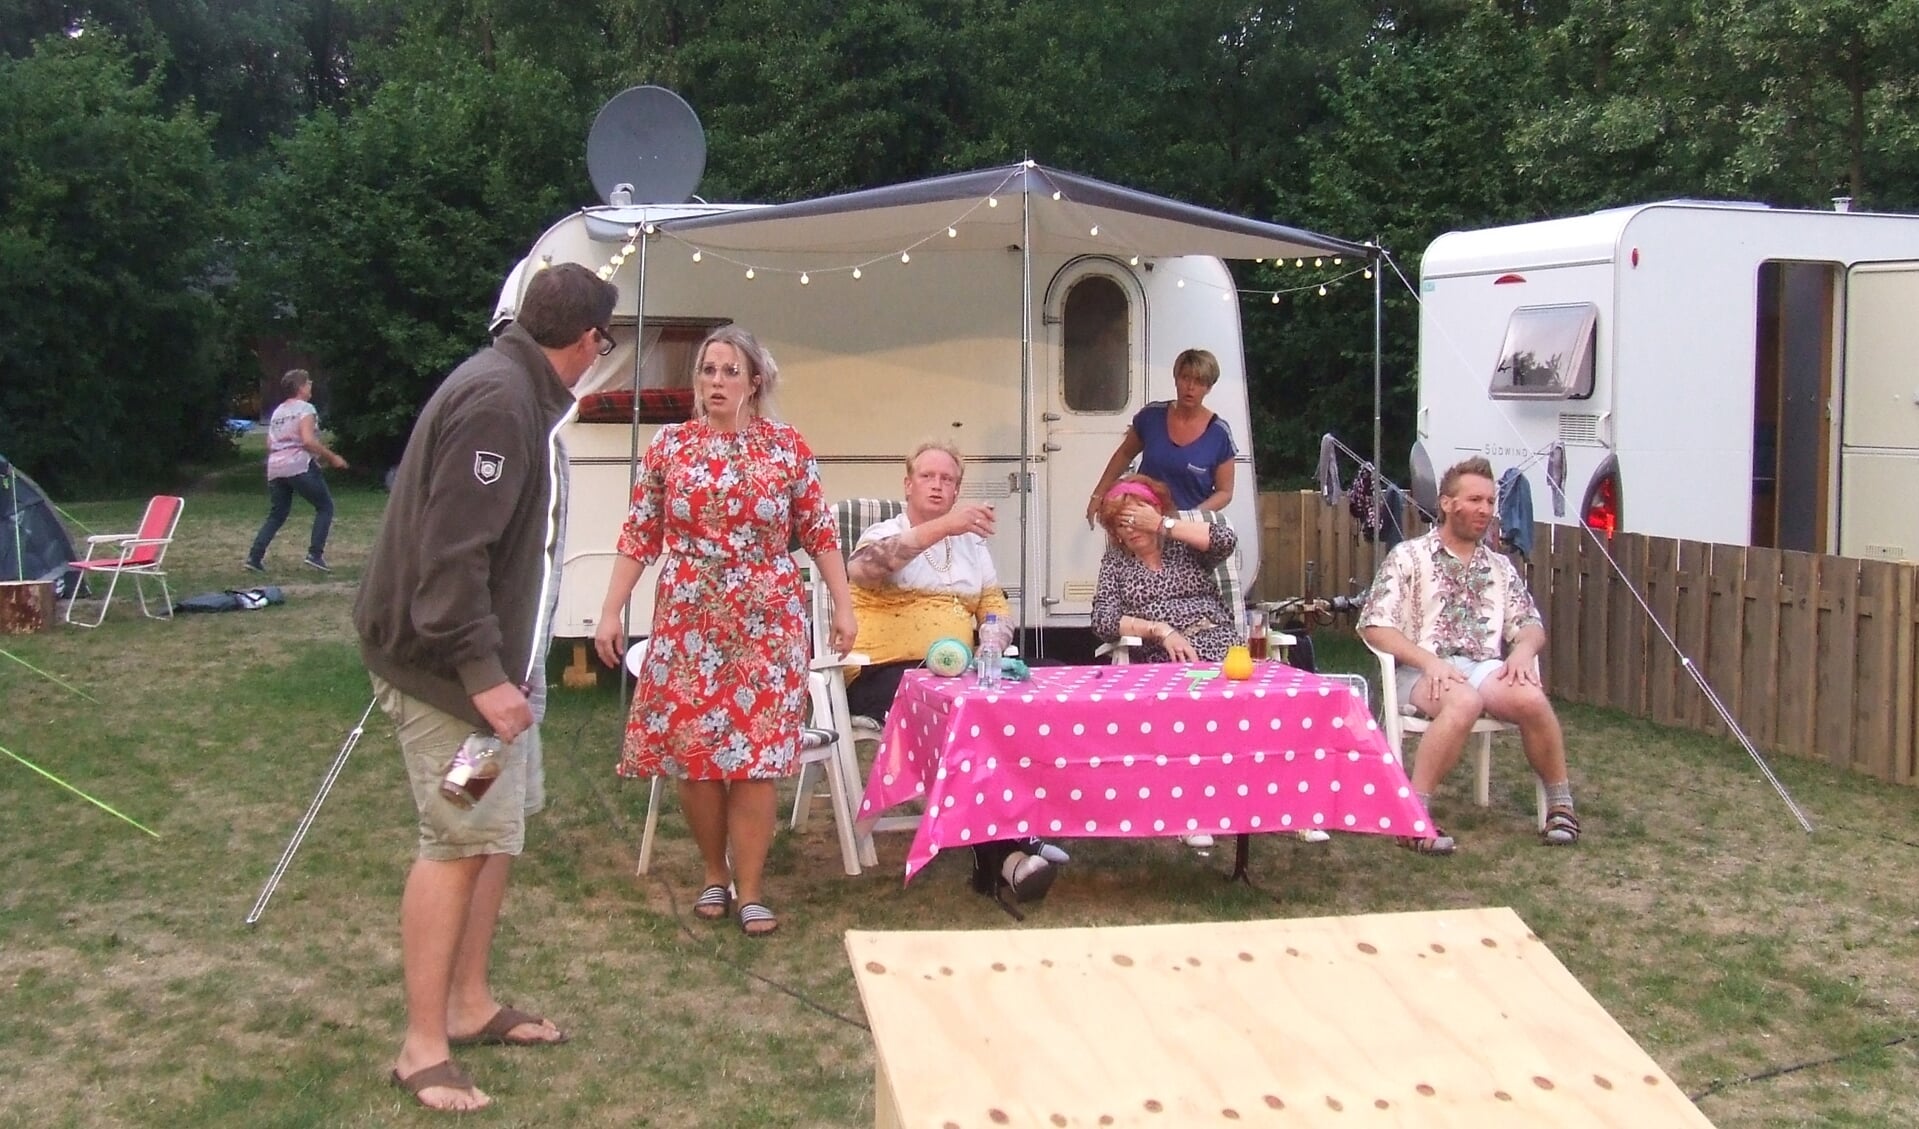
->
[0, 579, 54, 634]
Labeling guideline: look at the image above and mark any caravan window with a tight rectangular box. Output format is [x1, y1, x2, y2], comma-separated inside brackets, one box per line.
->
[575, 317, 728, 423]
[1062, 275, 1131, 412]
[1490, 303, 1597, 400]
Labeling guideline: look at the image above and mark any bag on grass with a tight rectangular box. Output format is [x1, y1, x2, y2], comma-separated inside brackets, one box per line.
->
[174, 586, 285, 614]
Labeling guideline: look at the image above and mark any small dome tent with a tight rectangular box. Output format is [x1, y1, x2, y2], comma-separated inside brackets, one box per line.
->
[1, 456, 82, 598]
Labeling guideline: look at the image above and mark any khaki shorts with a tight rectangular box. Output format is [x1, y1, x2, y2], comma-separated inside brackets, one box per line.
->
[372, 675, 545, 861]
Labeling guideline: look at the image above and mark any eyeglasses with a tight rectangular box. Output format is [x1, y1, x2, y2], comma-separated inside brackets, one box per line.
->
[593, 326, 616, 357]
[698, 362, 746, 380]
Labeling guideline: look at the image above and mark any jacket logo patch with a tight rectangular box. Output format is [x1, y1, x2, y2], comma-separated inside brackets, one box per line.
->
[473, 451, 506, 485]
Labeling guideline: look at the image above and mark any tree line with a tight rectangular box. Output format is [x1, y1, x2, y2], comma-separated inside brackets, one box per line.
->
[5, 0, 1917, 493]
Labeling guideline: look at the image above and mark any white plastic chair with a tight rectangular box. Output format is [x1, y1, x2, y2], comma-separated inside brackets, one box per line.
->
[630, 641, 870, 877]
[1367, 644, 1548, 830]
[65, 495, 185, 627]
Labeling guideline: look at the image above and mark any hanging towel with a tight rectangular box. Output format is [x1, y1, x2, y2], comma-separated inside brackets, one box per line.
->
[1497, 468, 1534, 558]
[1381, 484, 1408, 547]
[1545, 441, 1568, 518]
[1315, 434, 1341, 505]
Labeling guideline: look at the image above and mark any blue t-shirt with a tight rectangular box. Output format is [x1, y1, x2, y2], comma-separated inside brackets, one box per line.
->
[1132, 401, 1237, 510]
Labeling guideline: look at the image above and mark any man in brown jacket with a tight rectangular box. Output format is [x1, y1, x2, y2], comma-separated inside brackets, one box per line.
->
[354, 263, 615, 1113]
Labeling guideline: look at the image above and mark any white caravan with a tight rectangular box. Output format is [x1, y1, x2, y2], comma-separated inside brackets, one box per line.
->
[1413, 200, 1919, 559]
[492, 164, 1367, 654]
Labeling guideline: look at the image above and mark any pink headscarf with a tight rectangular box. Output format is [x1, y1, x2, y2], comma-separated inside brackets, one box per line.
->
[1104, 482, 1162, 508]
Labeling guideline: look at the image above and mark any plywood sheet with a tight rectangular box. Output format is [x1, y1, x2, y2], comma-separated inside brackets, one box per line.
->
[846, 908, 1713, 1128]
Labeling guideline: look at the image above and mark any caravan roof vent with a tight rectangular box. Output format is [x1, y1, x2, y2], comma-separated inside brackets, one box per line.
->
[586, 86, 706, 206]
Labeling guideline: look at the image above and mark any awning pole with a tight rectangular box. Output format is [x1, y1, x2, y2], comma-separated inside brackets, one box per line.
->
[1372, 238, 1384, 523]
[621, 219, 651, 695]
[1019, 164, 1034, 644]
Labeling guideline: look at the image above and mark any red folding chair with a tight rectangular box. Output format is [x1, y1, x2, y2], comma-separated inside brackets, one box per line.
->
[65, 495, 186, 627]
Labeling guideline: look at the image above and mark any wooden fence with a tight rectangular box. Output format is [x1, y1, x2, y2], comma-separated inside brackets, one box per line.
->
[1253, 490, 1919, 787]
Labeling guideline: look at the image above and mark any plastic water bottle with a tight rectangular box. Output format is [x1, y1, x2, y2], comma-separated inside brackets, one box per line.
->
[976, 614, 1006, 689]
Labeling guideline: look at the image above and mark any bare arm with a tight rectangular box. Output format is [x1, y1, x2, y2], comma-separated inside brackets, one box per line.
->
[1360, 624, 1457, 683]
[1194, 459, 1234, 512]
[814, 549, 859, 655]
[1085, 428, 1144, 524]
[297, 414, 347, 469]
[847, 505, 991, 586]
[591, 555, 647, 669]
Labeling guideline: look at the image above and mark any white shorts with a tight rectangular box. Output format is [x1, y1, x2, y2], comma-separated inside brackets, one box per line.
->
[1395, 656, 1504, 715]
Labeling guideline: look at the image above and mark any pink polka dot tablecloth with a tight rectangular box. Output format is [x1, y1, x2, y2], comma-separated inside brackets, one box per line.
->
[857, 662, 1434, 881]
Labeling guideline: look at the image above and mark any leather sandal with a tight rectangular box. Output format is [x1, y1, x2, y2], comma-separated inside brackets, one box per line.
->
[449, 1005, 568, 1047]
[1398, 828, 1457, 856]
[1542, 805, 1581, 845]
[390, 1060, 486, 1111]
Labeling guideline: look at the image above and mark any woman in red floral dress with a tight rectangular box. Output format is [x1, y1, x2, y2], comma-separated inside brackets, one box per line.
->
[594, 326, 856, 936]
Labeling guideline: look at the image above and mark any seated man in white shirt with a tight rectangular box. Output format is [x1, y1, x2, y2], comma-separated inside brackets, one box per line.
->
[1358, 456, 1580, 855]
[846, 441, 1067, 903]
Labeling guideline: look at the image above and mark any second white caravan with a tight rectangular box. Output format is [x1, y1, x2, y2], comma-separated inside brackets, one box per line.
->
[1414, 200, 1919, 559]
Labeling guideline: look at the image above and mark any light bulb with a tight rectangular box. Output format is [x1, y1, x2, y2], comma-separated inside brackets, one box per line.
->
[947, 227, 957, 238]
[643, 223, 656, 235]
[626, 226, 640, 239]
[1334, 257, 1343, 265]
[1090, 224, 1099, 236]
[746, 267, 756, 280]
[692, 250, 702, 263]
[1271, 292, 1280, 304]
[621, 243, 637, 257]
[1221, 291, 1230, 301]
[901, 252, 911, 264]
[1051, 191, 1061, 200]
[1294, 258, 1303, 268]
[597, 267, 613, 280]
[852, 267, 862, 279]
[1176, 279, 1186, 288]
[1129, 255, 1140, 266]
[1318, 285, 1328, 296]
[1364, 268, 1373, 279]
[988, 197, 998, 208]
[1315, 258, 1323, 268]
[800, 272, 810, 285]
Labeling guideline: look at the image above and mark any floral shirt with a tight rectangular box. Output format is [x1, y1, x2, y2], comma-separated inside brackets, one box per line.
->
[1359, 531, 1541, 662]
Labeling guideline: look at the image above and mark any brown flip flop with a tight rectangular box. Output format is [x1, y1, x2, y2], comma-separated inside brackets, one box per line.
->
[449, 1005, 569, 1047]
[390, 1059, 486, 1110]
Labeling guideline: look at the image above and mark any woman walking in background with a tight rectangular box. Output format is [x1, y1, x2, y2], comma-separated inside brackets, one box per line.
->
[594, 326, 856, 938]
[246, 369, 348, 572]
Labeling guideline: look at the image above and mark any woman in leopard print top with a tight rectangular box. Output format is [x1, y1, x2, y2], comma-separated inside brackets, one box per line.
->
[1090, 474, 1242, 663]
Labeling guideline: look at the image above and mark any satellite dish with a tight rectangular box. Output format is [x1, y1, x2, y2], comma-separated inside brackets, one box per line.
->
[586, 86, 706, 206]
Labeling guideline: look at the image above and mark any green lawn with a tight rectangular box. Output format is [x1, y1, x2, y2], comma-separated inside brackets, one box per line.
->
[2, 480, 1917, 1126]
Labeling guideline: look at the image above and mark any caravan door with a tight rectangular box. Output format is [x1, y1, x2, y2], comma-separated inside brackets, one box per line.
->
[1838, 260, 1919, 561]
[1040, 257, 1145, 619]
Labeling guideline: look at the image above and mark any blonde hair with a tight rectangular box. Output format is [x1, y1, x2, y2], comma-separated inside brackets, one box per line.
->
[905, 440, 965, 483]
[694, 325, 780, 419]
[1173, 348, 1220, 388]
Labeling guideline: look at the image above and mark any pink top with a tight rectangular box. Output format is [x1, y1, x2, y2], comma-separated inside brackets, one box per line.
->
[859, 662, 1432, 880]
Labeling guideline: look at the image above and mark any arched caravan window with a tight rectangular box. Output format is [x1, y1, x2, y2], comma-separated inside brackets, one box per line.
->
[1061, 274, 1132, 413]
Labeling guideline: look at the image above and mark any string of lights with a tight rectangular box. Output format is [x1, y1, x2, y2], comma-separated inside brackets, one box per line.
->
[566, 175, 1372, 304]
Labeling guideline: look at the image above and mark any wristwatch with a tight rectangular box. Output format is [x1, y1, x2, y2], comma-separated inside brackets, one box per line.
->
[1159, 515, 1177, 535]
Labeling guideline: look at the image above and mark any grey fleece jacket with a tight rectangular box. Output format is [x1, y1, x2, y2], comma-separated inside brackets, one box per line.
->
[354, 324, 575, 728]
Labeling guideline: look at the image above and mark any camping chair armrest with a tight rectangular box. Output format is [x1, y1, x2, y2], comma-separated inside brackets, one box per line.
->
[811, 652, 871, 674]
[84, 532, 136, 545]
[1093, 635, 1144, 661]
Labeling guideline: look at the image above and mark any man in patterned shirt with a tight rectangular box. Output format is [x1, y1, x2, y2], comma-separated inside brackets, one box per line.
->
[1359, 456, 1579, 854]
[846, 441, 1068, 902]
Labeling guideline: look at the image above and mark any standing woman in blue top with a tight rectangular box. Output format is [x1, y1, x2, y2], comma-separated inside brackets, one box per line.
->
[1084, 348, 1236, 524]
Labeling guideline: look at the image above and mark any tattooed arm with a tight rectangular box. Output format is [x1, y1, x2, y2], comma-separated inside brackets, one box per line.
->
[847, 503, 996, 587]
